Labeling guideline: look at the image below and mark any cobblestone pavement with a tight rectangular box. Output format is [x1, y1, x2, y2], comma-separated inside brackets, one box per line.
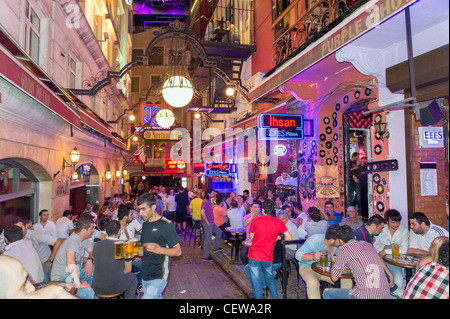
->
[161, 230, 308, 300]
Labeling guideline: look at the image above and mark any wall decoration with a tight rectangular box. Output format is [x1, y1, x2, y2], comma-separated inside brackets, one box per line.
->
[315, 165, 339, 198]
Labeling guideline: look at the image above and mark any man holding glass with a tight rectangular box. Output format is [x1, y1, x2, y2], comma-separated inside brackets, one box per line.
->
[137, 192, 181, 299]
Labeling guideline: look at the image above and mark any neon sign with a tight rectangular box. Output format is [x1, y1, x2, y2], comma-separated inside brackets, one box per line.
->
[418, 127, 444, 148]
[205, 163, 232, 176]
[140, 102, 167, 127]
[258, 113, 304, 140]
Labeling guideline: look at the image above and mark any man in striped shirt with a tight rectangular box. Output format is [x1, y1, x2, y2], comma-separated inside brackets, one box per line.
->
[323, 225, 391, 299]
[407, 212, 449, 258]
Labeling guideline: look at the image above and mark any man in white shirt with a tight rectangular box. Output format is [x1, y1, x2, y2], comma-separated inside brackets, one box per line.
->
[3, 225, 44, 283]
[34, 209, 57, 237]
[227, 200, 245, 228]
[117, 204, 142, 241]
[11, 218, 63, 282]
[292, 202, 308, 238]
[408, 212, 449, 258]
[166, 188, 177, 222]
[277, 209, 300, 260]
[375, 209, 410, 289]
[275, 170, 292, 186]
[55, 210, 75, 239]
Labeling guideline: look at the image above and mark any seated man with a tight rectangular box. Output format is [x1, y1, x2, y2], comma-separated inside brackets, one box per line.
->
[92, 220, 138, 299]
[50, 217, 96, 299]
[2, 225, 44, 283]
[403, 237, 449, 299]
[276, 209, 300, 260]
[295, 225, 352, 299]
[407, 212, 449, 258]
[374, 209, 409, 289]
[323, 225, 391, 299]
[322, 201, 343, 226]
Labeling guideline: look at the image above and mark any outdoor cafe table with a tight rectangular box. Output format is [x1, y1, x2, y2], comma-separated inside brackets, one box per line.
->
[311, 261, 353, 288]
[383, 254, 419, 283]
[33, 281, 77, 296]
[225, 226, 247, 262]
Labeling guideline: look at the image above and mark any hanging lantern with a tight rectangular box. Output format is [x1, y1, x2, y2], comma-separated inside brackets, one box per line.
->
[162, 76, 194, 108]
[155, 108, 175, 128]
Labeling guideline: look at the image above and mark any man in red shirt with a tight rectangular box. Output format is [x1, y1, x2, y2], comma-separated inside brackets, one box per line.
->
[245, 199, 292, 299]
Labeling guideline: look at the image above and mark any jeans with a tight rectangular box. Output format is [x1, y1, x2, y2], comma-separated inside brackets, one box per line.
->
[142, 278, 168, 299]
[386, 262, 405, 289]
[63, 275, 96, 299]
[323, 288, 357, 299]
[245, 258, 278, 299]
[202, 222, 222, 259]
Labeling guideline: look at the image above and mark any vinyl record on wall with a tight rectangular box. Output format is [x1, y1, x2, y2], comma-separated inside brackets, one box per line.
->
[319, 150, 326, 157]
[374, 114, 382, 124]
[335, 103, 341, 111]
[323, 117, 330, 124]
[320, 134, 326, 141]
[365, 88, 372, 96]
[326, 158, 332, 165]
[373, 173, 381, 184]
[333, 133, 338, 141]
[376, 184, 384, 194]
[333, 155, 338, 163]
[326, 141, 333, 149]
[333, 147, 338, 154]
[333, 120, 338, 128]
[354, 91, 360, 99]
[376, 201, 385, 212]
[326, 127, 332, 134]
[343, 96, 349, 104]
[374, 144, 383, 155]
[332, 112, 338, 119]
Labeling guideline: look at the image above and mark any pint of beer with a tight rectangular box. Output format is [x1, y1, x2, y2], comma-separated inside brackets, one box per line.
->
[124, 241, 134, 259]
[129, 238, 139, 256]
[392, 243, 400, 259]
[319, 253, 328, 267]
[114, 241, 125, 259]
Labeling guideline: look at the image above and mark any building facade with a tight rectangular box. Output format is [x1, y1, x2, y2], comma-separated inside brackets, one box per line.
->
[0, 0, 134, 226]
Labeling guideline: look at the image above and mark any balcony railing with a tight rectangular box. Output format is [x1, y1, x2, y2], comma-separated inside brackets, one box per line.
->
[189, 0, 254, 48]
[272, 0, 361, 66]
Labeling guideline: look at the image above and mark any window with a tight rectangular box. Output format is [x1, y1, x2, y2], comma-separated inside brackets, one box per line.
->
[150, 75, 161, 89]
[131, 77, 140, 92]
[24, 0, 41, 63]
[68, 55, 77, 88]
[148, 46, 164, 66]
[0, 160, 38, 228]
[132, 49, 144, 66]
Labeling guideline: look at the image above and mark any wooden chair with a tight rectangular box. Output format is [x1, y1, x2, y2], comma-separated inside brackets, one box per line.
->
[280, 238, 306, 299]
[95, 291, 124, 299]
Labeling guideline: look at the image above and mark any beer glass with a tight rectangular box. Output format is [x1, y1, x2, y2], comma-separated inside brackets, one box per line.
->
[319, 253, 328, 267]
[129, 238, 139, 256]
[124, 240, 134, 259]
[392, 243, 400, 259]
[114, 241, 125, 259]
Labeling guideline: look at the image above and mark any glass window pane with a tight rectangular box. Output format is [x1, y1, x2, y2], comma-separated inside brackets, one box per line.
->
[148, 46, 164, 65]
[0, 164, 14, 195]
[30, 30, 39, 63]
[70, 72, 76, 88]
[19, 172, 34, 192]
[30, 8, 40, 32]
[0, 195, 33, 229]
[131, 77, 140, 92]
[70, 58, 76, 71]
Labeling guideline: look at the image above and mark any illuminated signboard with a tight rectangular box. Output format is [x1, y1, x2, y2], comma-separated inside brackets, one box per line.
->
[140, 102, 168, 127]
[274, 144, 288, 156]
[205, 163, 234, 176]
[166, 160, 185, 171]
[418, 127, 444, 148]
[133, 0, 191, 15]
[193, 162, 205, 173]
[258, 113, 304, 140]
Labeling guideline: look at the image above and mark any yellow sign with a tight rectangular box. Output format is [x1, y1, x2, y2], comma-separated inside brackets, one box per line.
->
[143, 130, 173, 140]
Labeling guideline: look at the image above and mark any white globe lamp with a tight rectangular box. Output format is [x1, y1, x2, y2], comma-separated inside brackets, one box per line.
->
[162, 76, 194, 108]
[155, 109, 175, 128]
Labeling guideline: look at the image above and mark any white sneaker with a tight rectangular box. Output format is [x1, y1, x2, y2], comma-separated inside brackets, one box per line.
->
[390, 287, 404, 299]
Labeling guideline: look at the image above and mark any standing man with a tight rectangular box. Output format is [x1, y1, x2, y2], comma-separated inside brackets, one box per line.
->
[174, 187, 190, 235]
[323, 225, 391, 299]
[408, 212, 449, 258]
[200, 193, 222, 261]
[34, 209, 57, 237]
[374, 209, 410, 289]
[245, 199, 291, 299]
[190, 190, 203, 226]
[137, 192, 181, 299]
[55, 210, 75, 239]
[50, 217, 96, 299]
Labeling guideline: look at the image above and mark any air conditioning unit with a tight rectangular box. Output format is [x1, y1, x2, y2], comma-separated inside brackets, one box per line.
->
[245, 72, 265, 90]
[224, 117, 237, 129]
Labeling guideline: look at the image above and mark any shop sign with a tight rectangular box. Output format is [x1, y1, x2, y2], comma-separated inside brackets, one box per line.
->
[143, 129, 173, 140]
[193, 162, 205, 173]
[166, 160, 185, 170]
[418, 127, 444, 148]
[258, 113, 304, 140]
[274, 144, 288, 156]
[205, 163, 234, 176]
[81, 162, 92, 175]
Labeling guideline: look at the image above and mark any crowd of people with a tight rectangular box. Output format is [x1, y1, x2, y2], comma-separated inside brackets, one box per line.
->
[0, 183, 448, 300]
